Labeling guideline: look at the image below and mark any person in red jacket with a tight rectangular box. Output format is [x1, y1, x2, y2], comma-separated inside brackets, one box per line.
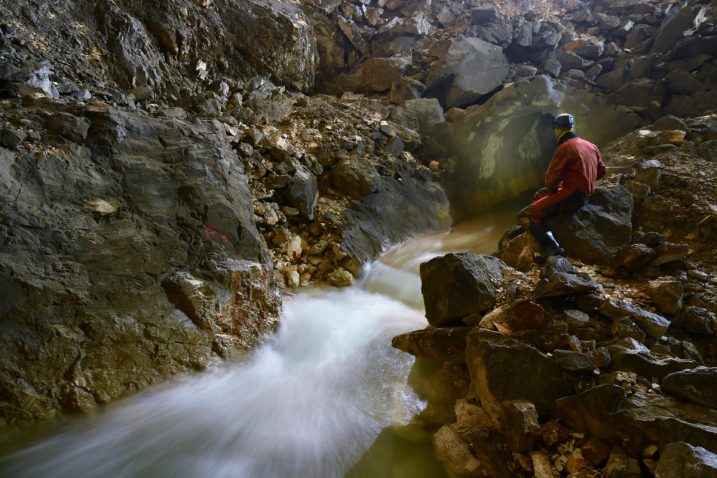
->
[518, 113, 606, 262]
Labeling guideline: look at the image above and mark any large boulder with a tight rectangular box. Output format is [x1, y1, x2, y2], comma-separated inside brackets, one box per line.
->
[547, 184, 634, 265]
[425, 37, 509, 109]
[466, 329, 576, 423]
[420, 253, 504, 326]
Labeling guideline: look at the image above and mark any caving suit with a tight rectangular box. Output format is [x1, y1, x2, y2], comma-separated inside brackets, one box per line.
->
[521, 132, 606, 222]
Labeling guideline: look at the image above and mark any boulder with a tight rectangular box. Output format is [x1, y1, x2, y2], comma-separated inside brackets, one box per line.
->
[655, 442, 717, 478]
[391, 326, 470, 363]
[533, 256, 600, 299]
[330, 156, 380, 199]
[652, 6, 698, 54]
[671, 307, 717, 336]
[466, 329, 575, 422]
[647, 277, 683, 315]
[420, 253, 503, 326]
[662, 367, 717, 409]
[557, 384, 717, 452]
[425, 37, 509, 109]
[547, 184, 634, 265]
[286, 166, 318, 221]
[599, 298, 671, 339]
[432, 425, 481, 478]
[340, 156, 451, 264]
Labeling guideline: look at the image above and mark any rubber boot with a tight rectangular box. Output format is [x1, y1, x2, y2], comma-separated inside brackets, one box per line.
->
[528, 222, 565, 263]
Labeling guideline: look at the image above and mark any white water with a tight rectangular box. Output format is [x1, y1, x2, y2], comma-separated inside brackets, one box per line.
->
[0, 214, 513, 478]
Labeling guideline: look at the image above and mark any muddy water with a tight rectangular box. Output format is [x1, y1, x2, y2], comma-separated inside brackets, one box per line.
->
[0, 207, 517, 478]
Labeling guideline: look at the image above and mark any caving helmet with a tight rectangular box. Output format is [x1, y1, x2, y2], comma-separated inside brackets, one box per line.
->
[552, 113, 575, 129]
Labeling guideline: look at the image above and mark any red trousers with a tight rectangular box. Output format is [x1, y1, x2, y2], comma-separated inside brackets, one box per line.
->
[520, 184, 585, 222]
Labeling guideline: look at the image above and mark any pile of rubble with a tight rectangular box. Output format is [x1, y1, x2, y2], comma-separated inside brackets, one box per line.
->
[392, 114, 717, 477]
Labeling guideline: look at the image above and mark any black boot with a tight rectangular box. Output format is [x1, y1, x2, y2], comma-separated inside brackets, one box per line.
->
[528, 222, 565, 263]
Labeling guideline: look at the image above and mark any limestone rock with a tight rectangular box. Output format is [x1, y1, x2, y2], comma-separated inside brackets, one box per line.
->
[547, 184, 634, 265]
[433, 425, 482, 478]
[466, 329, 575, 422]
[655, 442, 717, 478]
[392, 326, 470, 363]
[420, 253, 503, 326]
[662, 367, 717, 409]
[425, 37, 509, 109]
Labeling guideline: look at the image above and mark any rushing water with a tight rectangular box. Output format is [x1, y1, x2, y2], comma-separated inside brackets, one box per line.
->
[0, 210, 515, 478]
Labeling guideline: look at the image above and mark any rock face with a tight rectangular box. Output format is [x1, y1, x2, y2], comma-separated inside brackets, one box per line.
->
[0, 0, 454, 427]
[420, 253, 503, 326]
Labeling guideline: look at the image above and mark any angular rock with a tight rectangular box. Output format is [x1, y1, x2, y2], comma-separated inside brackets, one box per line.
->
[286, 166, 318, 221]
[330, 156, 380, 199]
[502, 400, 540, 453]
[392, 326, 470, 363]
[433, 425, 481, 478]
[533, 265, 600, 300]
[671, 307, 717, 336]
[599, 299, 671, 339]
[647, 277, 683, 315]
[425, 37, 509, 109]
[466, 329, 575, 422]
[662, 367, 717, 409]
[547, 184, 634, 265]
[655, 442, 717, 478]
[610, 346, 697, 380]
[420, 253, 503, 326]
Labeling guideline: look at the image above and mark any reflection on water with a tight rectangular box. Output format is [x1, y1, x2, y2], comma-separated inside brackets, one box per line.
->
[0, 208, 515, 478]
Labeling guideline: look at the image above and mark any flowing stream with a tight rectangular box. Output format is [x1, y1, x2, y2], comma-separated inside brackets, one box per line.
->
[0, 209, 516, 478]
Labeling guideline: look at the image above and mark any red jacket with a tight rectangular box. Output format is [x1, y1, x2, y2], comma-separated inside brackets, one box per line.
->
[545, 136, 606, 195]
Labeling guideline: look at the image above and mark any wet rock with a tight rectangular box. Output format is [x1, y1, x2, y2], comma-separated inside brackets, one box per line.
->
[433, 425, 481, 478]
[162, 271, 220, 331]
[420, 253, 503, 326]
[662, 367, 717, 408]
[392, 326, 470, 363]
[327, 268, 353, 287]
[655, 442, 717, 478]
